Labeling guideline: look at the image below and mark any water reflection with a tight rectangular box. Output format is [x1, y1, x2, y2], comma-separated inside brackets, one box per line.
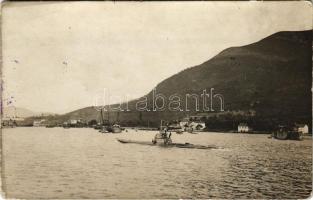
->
[2, 127, 312, 199]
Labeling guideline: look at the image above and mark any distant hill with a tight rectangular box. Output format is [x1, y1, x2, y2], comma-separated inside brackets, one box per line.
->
[46, 30, 312, 130]
[3, 106, 36, 118]
[2, 106, 54, 119]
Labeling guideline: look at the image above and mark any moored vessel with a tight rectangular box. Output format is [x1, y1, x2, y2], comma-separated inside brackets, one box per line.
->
[117, 120, 217, 150]
[271, 125, 303, 140]
[106, 124, 122, 133]
[98, 108, 123, 133]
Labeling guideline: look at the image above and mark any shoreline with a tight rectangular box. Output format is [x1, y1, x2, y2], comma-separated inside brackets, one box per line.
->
[5, 126, 312, 137]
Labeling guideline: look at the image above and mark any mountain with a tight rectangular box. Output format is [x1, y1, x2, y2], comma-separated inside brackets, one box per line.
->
[47, 30, 312, 130]
[2, 106, 37, 118]
[2, 106, 55, 119]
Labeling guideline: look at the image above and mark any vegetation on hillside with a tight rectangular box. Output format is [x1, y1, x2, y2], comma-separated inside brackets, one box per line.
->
[27, 31, 312, 132]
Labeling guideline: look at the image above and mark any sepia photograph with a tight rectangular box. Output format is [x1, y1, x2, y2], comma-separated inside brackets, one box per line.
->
[1, 1, 312, 199]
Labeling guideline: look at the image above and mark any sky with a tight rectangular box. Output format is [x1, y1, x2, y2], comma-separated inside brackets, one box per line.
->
[2, 1, 312, 114]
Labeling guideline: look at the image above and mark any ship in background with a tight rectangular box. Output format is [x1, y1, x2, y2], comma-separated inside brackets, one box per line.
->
[98, 108, 122, 133]
[271, 124, 309, 140]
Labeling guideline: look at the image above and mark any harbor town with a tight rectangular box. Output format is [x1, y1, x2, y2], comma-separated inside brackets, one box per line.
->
[1, 1, 312, 199]
[2, 108, 311, 141]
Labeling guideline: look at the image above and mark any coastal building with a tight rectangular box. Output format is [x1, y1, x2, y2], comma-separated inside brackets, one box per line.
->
[70, 119, 78, 125]
[33, 119, 46, 127]
[238, 123, 252, 133]
[63, 119, 85, 127]
[190, 122, 205, 130]
[179, 117, 190, 128]
[179, 117, 206, 131]
[2, 117, 19, 127]
[295, 124, 309, 134]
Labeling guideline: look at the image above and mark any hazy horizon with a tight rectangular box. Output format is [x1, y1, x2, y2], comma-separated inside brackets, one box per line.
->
[2, 1, 312, 114]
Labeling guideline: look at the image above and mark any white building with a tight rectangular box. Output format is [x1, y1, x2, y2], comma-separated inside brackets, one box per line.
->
[238, 123, 252, 133]
[69, 119, 78, 125]
[296, 124, 309, 134]
[179, 118, 206, 131]
[189, 122, 205, 130]
[33, 119, 45, 127]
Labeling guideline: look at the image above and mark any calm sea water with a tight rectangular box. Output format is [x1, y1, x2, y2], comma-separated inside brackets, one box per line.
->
[2, 127, 312, 199]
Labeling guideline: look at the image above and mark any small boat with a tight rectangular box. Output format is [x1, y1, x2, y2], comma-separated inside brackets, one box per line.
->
[185, 127, 194, 133]
[175, 129, 184, 134]
[111, 124, 122, 133]
[271, 125, 303, 140]
[94, 124, 102, 130]
[99, 127, 109, 133]
[99, 124, 122, 133]
[117, 139, 217, 150]
[98, 108, 123, 133]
